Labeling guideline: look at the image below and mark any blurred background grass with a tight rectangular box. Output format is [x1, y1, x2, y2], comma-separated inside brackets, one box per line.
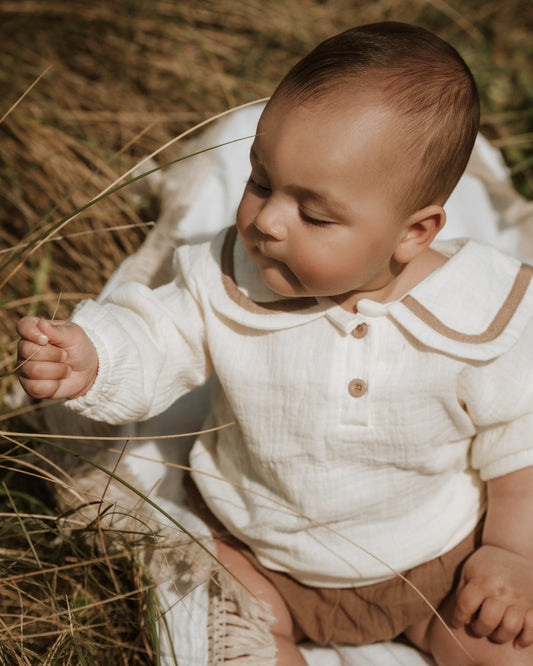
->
[0, 0, 532, 662]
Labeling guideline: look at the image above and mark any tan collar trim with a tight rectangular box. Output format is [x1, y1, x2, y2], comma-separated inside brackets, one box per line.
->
[220, 226, 318, 314]
[400, 262, 533, 343]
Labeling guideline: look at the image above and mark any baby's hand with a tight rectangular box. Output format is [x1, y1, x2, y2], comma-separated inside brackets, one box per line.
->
[16, 317, 98, 400]
[452, 544, 533, 647]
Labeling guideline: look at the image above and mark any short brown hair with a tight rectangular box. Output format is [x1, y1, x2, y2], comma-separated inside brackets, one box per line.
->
[271, 22, 480, 212]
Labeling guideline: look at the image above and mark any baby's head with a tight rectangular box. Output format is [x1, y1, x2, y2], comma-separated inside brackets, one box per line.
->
[271, 21, 479, 214]
[237, 22, 480, 303]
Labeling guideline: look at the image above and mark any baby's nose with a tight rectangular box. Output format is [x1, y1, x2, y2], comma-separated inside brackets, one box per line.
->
[254, 201, 286, 240]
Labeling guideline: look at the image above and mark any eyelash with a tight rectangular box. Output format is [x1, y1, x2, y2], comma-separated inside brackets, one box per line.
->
[247, 176, 270, 195]
[247, 176, 331, 228]
[299, 210, 331, 228]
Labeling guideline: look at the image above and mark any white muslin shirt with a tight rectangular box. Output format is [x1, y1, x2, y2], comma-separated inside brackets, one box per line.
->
[69, 226, 533, 588]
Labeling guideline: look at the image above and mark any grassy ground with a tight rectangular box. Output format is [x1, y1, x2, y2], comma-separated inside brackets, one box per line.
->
[0, 0, 532, 662]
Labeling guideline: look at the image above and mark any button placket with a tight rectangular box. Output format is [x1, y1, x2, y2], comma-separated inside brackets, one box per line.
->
[349, 321, 369, 399]
[339, 319, 373, 426]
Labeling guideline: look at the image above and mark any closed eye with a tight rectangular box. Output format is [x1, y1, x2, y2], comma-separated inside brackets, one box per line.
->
[247, 176, 271, 196]
[299, 210, 332, 227]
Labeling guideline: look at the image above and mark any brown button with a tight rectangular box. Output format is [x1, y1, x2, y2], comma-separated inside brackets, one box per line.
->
[351, 323, 368, 339]
[348, 378, 368, 398]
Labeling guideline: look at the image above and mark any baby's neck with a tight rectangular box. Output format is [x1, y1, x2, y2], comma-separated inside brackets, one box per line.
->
[333, 248, 447, 313]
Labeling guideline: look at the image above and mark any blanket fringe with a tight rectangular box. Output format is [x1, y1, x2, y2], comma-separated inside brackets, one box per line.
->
[208, 569, 278, 665]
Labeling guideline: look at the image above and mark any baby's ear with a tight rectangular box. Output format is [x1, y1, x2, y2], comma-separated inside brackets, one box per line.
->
[394, 205, 446, 264]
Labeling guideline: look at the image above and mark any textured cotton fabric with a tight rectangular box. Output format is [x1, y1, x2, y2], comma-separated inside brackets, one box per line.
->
[184, 470, 482, 645]
[69, 226, 533, 587]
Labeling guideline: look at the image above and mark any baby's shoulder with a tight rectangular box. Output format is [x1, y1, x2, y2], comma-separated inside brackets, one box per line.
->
[390, 239, 533, 361]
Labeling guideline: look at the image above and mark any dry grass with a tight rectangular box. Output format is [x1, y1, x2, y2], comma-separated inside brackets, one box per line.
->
[0, 440, 158, 665]
[0, 0, 532, 662]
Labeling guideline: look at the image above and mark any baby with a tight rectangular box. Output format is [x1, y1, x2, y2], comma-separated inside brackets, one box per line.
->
[17, 22, 533, 666]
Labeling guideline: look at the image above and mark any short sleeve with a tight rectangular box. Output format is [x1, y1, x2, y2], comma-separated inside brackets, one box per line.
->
[461, 313, 533, 480]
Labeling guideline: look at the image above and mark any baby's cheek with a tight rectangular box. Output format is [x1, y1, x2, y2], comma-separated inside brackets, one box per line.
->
[297, 256, 352, 293]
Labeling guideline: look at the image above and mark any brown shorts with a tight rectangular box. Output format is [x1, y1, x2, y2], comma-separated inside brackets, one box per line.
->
[183, 473, 482, 646]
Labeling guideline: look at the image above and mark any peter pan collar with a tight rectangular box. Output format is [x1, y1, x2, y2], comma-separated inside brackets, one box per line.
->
[390, 239, 533, 360]
[206, 226, 533, 360]
[205, 226, 328, 330]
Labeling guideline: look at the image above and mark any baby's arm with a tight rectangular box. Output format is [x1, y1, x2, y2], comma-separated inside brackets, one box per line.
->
[452, 466, 533, 647]
[17, 316, 98, 400]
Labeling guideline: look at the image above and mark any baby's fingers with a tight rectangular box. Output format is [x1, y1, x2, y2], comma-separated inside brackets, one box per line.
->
[16, 316, 50, 345]
[18, 359, 71, 399]
[18, 338, 67, 365]
[515, 610, 533, 648]
[452, 581, 486, 627]
[18, 359, 71, 382]
[468, 597, 506, 638]
[489, 605, 525, 644]
[18, 376, 63, 401]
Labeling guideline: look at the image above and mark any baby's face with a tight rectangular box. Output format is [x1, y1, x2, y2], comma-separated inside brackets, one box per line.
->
[236, 95, 415, 304]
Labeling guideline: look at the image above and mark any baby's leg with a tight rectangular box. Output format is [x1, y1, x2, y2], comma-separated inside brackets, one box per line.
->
[406, 594, 533, 666]
[217, 539, 307, 666]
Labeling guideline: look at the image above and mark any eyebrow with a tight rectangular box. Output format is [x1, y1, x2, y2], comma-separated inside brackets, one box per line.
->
[249, 146, 348, 214]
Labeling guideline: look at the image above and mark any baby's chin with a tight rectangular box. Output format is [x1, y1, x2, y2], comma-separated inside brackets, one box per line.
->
[259, 264, 309, 299]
